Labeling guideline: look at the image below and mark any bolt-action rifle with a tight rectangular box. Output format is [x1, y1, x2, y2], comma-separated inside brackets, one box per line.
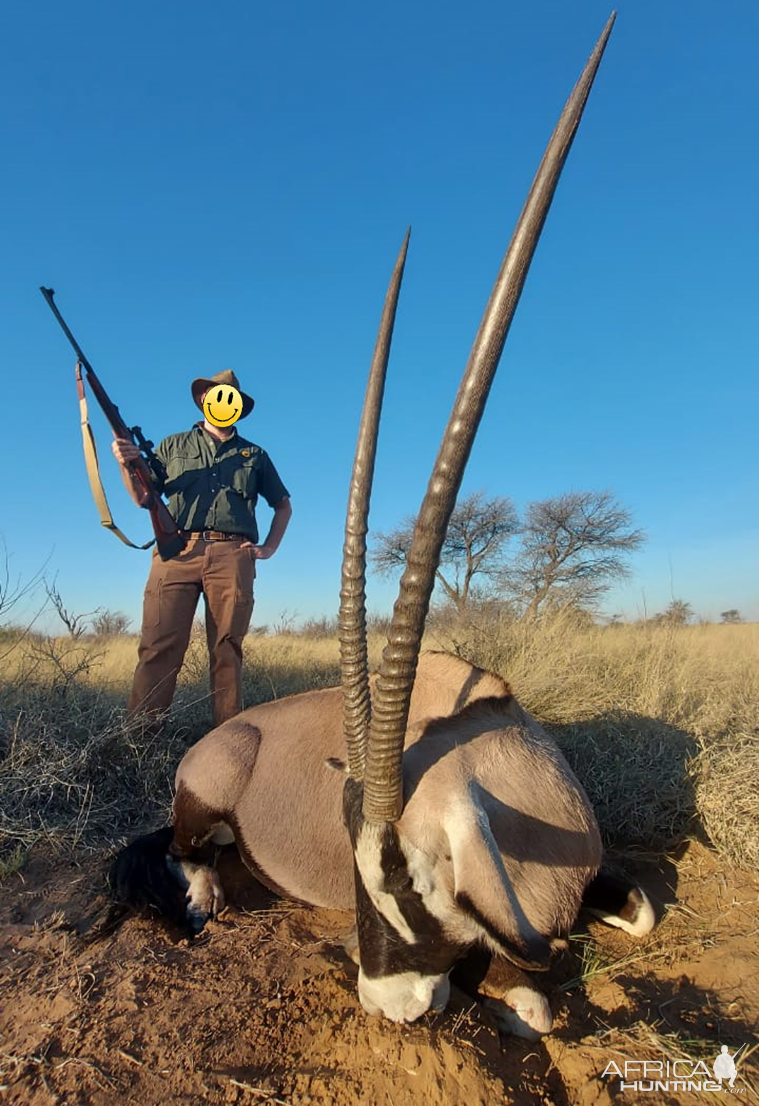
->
[40, 287, 186, 560]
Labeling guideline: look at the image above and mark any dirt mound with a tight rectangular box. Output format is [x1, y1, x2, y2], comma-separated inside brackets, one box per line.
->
[1, 842, 756, 1105]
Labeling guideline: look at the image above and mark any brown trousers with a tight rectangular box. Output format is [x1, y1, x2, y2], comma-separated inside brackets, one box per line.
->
[128, 536, 256, 728]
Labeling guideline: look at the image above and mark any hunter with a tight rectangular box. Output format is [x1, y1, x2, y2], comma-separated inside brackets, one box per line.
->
[112, 369, 292, 729]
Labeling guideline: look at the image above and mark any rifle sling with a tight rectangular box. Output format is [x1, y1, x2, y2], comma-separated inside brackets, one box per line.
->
[76, 362, 155, 551]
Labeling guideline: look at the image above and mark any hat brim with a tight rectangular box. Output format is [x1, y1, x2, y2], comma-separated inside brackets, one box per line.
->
[191, 378, 255, 419]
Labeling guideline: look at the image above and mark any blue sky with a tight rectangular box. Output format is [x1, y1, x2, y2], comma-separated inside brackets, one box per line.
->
[2, 0, 757, 633]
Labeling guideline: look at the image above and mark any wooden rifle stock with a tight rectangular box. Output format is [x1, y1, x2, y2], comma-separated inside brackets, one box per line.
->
[40, 287, 187, 561]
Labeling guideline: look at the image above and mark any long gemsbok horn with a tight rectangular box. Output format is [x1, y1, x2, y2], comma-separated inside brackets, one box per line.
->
[339, 230, 411, 781]
[350, 13, 617, 823]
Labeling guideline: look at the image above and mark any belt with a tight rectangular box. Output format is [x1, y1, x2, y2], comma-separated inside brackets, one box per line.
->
[187, 531, 248, 542]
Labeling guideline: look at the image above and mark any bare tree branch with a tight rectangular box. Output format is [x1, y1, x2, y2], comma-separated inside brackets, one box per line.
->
[0, 543, 48, 623]
[0, 542, 50, 661]
[504, 491, 645, 617]
[44, 577, 100, 639]
[371, 491, 519, 613]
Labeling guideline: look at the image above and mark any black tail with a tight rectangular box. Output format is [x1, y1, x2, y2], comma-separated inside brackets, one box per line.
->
[107, 827, 188, 927]
[582, 868, 656, 936]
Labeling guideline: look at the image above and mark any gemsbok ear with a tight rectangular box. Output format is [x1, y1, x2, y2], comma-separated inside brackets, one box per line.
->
[444, 802, 553, 970]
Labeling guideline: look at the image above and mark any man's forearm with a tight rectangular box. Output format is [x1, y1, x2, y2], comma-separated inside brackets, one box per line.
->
[260, 499, 292, 554]
[112, 436, 153, 507]
[118, 460, 152, 507]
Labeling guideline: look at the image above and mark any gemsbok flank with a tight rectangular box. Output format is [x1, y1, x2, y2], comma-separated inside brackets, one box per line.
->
[111, 12, 655, 1038]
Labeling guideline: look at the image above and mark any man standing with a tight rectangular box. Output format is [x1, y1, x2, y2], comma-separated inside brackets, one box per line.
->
[112, 369, 291, 729]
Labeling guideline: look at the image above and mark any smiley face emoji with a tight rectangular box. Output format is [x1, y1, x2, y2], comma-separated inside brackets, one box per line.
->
[203, 384, 243, 427]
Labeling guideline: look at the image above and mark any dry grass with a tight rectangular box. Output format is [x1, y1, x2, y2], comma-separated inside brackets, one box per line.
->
[432, 611, 757, 733]
[0, 616, 756, 868]
[434, 612, 759, 863]
[578, 1023, 759, 1103]
[696, 726, 759, 870]
[0, 628, 383, 862]
[0, 683, 186, 860]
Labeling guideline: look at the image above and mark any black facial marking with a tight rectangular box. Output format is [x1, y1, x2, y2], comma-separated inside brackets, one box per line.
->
[217, 388, 223, 403]
[343, 778, 468, 981]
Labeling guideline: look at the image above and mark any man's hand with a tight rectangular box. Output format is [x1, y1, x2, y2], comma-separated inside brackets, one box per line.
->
[112, 437, 141, 465]
[240, 541, 274, 560]
[111, 436, 152, 507]
[240, 500, 292, 561]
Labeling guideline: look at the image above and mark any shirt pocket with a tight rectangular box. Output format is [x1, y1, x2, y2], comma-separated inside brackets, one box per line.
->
[164, 444, 204, 494]
[229, 455, 259, 499]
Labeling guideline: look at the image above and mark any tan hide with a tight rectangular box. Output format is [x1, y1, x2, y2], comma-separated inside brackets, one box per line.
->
[173, 652, 601, 940]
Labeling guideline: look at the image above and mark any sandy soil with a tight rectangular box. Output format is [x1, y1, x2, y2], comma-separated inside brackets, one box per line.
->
[1, 840, 756, 1106]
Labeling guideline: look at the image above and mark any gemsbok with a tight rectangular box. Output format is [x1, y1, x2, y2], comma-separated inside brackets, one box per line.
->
[111, 12, 655, 1038]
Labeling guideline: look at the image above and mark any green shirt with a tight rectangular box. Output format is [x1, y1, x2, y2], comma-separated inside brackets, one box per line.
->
[152, 424, 290, 541]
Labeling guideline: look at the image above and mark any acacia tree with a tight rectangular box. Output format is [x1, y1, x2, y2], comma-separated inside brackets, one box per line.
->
[504, 491, 645, 618]
[656, 599, 693, 625]
[92, 609, 132, 636]
[720, 609, 742, 624]
[371, 491, 519, 613]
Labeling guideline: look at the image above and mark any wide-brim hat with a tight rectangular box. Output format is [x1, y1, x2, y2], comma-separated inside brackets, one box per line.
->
[191, 369, 255, 419]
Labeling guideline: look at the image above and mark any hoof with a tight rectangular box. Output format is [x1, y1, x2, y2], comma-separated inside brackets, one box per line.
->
[617, 886, 656, 936]
[591, 886, 656, 937]
[166, 858, 225, 936]
[484, 985, 553, 1040]
[583, 871, 656, 937]
[342, 926, 360, 965]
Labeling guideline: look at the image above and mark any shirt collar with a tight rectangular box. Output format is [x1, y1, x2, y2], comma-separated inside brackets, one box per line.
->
[194, 420, 238, 444]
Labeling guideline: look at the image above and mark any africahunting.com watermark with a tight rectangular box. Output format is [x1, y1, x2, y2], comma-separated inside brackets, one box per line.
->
[602, 1046, 750, 1094]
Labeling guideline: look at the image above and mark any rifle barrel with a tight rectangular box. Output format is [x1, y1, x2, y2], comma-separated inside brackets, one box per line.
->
[40, 287, 92, 371]
[40, 285, 187, 560]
